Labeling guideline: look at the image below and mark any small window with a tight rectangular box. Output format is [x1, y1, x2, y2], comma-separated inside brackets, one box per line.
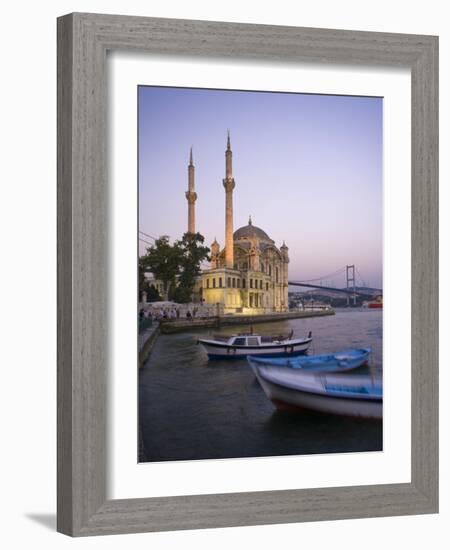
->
[227, 277, 231, 287]
[259, 280, 263, 289]
[242, 279, 246, 289]
[207, 279, 210, 288]
[269, 265, 272, 276]
[213, 278, 216, 288]
[276, 267, 279, 283]
[219, 277, 223, 288]
[247, 337, 259, 346]
[237, 279, 240, 288]
[266, 282, 269, 291]
[250, 279, 253, 288]
[233, 337, 246, 346]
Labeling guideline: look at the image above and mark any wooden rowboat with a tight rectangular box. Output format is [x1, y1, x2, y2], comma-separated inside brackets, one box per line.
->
[253, 365, 382, 419]
[247, 348, 371, 374]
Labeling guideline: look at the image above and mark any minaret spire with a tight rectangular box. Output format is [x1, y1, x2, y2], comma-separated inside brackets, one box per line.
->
[223, 131, 235, 268]
[225, 130, 233, 179]
[185, 146, 197, 234]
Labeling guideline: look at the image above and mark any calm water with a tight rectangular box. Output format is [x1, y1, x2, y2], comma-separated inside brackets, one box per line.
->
[139, 309, 382, 462]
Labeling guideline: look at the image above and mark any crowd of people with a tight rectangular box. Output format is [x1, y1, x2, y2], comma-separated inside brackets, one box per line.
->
[139, 305, 214, 324]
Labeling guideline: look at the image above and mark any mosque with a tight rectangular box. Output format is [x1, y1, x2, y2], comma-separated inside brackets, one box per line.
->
[187, 133, 289, 314]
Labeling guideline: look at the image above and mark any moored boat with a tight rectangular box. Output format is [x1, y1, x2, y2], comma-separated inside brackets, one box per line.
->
[253, 365, 382, 419]
[363, 295, 383, 309]
[197, 331, 312, 359]
[247, 348, 371, 374]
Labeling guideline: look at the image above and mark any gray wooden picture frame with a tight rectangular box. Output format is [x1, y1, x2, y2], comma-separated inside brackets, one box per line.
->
[57, 12, 438, 537]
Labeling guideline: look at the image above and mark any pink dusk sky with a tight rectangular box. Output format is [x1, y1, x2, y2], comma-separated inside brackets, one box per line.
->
[139, 86, 383, 289]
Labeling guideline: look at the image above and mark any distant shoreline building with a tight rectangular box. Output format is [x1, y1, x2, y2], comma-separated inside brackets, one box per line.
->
[188, 133, 289, 314]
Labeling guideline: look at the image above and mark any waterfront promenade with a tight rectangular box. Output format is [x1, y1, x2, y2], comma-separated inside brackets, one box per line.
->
[139, 322, 159, 368]
[159, 308, 334, 334]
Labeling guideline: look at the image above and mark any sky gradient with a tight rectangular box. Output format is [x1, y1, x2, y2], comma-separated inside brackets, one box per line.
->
[139, 86, 383, 289]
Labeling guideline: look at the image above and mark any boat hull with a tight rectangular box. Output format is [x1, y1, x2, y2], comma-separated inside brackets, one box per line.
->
[199, 338, 312, 359]
[255, 368, 382, 419]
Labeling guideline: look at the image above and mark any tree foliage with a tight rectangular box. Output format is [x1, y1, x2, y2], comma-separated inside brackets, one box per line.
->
[139, 232, 210, 303]
[178, 232, 210, 290]
[139, 235, 182, 299]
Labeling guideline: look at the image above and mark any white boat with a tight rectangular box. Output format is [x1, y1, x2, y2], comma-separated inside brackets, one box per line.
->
[197, 331, 312, 359]
[253, 365, 382, 419]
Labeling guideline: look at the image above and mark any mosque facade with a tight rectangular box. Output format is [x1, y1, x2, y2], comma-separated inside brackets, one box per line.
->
[188, 133, 289, 314]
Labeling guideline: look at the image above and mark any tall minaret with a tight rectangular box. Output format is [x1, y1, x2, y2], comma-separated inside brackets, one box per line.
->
[185, 147, 197, 234]
[223, 131, 236, 268]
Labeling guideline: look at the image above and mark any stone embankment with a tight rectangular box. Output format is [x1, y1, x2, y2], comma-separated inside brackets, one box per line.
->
[159, 308, 334, 334]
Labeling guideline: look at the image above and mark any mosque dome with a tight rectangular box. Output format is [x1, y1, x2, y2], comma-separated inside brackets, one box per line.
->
[233, 216, 273, 243]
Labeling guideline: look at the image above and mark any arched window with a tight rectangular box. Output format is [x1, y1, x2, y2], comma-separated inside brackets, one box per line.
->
[276, 267, 279, 283]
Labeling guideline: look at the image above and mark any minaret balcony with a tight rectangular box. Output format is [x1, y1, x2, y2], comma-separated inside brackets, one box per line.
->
[185, 190, 197, 203]
[222, 178, 235, 192]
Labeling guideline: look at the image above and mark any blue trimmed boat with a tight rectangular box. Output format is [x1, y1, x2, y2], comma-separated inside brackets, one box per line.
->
[247, 348, 371, 374]
[252, 365, 382, 419]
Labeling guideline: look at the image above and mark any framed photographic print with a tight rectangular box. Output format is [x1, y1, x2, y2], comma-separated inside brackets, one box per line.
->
[57, 13, 438, 536]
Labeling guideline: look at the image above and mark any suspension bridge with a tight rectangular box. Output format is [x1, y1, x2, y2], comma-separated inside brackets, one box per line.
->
[289, 265, 382, 305]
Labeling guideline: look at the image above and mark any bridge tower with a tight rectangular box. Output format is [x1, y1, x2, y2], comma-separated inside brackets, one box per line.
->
[346, 265, 356, 306]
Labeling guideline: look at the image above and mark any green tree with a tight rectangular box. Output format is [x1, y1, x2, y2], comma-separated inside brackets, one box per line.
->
[139, 236, 182, 300]
[146, 285, 162, 302]
[173, 232, 210, 303]
[139, 233, 210, 304]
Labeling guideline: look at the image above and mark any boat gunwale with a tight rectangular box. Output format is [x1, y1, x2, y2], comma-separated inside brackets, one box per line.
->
[197, 337, 312, 350]
[247, 348, 371, 368]
[256, 368, 382, 402]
